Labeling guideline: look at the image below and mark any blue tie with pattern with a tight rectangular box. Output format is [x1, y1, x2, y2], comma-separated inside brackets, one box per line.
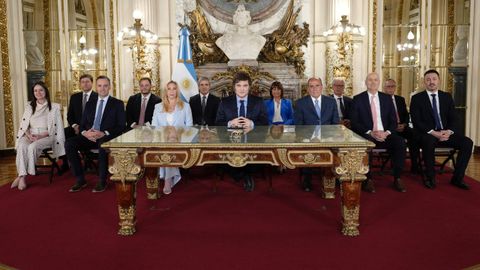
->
[314, 99, 321, 124]
[431, 94, 442, 130]
[93, 99, 104, 130]
[239, 100, 245, 118]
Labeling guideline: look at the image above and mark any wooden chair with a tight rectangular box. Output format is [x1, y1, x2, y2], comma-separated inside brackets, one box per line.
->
[35, 148, 60, 183]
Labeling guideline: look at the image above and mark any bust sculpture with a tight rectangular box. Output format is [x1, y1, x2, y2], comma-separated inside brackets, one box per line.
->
[25, 32, 45, 71]
[452, 25, 468, 66]
[215, 4, 266, 61]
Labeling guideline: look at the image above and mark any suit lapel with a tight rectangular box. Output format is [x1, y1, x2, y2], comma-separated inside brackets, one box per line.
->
[100, 97, 112, 127]
[306, 97, 318, 119]
[246, 96, 255, 119]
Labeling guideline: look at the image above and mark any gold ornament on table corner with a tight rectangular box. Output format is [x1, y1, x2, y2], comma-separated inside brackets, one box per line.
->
[108, 149, 142, 185]
[335, 149, 369, 183]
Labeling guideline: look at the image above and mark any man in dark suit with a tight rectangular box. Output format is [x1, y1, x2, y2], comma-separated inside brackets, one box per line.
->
[215, 72, 268, 192]
[189, 77, 220, 126]
[295, 77, 340, 191]
[59, 74, 98, 173]
[410, 69, 473, 190]
[126, 77, 161, 129]
[383, 78, 420, 173]
[65, 75, 126, 193]
[331, 78, 353, 128]
[351, 72, 406, 193]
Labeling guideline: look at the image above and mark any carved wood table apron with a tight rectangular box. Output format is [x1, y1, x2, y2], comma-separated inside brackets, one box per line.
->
[102, 125, 374, 237]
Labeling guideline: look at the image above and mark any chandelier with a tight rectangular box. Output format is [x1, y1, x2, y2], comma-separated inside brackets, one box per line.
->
[396, 30, 420, 64]
[323, 15, 366, 37]
[71, 34, 98, 71]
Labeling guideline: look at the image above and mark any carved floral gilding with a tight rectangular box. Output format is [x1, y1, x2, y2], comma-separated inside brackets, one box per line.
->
[335, 149, 369, 183]
[109, 149, 141, 185]
[118, 205, 136, 236]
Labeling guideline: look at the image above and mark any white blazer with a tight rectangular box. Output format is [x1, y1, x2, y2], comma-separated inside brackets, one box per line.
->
[152, 103, 193, 127]
[16, 102, 66, 158]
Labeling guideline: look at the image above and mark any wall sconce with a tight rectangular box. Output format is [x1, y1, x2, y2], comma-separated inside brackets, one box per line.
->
[117, 9, 160, 93]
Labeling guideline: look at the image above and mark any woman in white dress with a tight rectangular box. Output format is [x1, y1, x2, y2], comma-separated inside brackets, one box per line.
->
[152, 81, 193, 194]
[12, 81, 65, 190]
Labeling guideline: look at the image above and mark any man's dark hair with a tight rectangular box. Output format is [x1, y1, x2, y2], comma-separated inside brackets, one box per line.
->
[139, 77, 152, 84]
[79, 74, 94, 82]
[424, 69, 440, 77]
[233, 72, 252, 86]
[96, 75, 111, 85]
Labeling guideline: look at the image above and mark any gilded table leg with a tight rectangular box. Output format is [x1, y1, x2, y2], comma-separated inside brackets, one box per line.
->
[340, 181, 361, 236]
[335, 149, 369, 236]
[116, 182, 137, 235]
[321, 167, 336, 199]
[108, 148, 142, 236]
[145, 168, 159, 199]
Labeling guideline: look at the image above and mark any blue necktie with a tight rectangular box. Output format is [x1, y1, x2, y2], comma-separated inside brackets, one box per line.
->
[314, 99, 321, 123]
[93, 99, 104, 130]
[431, 94, 442, 130]
[239, 100, 245, 118]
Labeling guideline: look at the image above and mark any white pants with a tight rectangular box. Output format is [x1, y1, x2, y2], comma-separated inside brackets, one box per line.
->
[16, 136, 54, 176]
[159, 167, 181, 187]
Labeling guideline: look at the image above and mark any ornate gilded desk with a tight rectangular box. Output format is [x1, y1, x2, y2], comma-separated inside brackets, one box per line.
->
[102, 125, 374, 237]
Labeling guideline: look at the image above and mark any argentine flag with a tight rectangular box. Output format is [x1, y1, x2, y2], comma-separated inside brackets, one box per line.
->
[172, 27, 198, 103]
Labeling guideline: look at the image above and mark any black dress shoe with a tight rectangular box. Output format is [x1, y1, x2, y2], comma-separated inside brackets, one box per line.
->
[69, 182, 87, 192]
[423, 178, 435, 189]
[92, 182, 107, 193]
[302, 175, 312, 192]
[451, 179, 470, 190]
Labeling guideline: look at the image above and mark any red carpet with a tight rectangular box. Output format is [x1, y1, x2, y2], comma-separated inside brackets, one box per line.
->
[0, 168, 479, 270]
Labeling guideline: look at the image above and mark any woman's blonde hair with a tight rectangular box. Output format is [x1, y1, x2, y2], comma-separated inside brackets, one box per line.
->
[162, 80, 184, 112]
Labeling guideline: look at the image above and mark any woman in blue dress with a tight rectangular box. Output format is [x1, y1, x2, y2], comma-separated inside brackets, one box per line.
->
[264, 81, 294, 125]
[152, 81, 193, 194]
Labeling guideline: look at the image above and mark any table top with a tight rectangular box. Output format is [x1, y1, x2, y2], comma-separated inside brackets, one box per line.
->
[103, 125, 374, 149]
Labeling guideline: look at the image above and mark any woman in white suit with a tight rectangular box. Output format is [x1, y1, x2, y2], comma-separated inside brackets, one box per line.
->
[12, 81, 65, 190]
[152, 80, 193, 194]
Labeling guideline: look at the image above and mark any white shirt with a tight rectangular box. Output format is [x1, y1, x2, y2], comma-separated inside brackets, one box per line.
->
[333, 94, 344, 118]
[141, 93, 152, 104]
[96, 95, 110, 119]
[83, 89, 93, 102]
[272, 99, 283, 123]
[367, 92, 385, 132]
[310, 96, 322, 114]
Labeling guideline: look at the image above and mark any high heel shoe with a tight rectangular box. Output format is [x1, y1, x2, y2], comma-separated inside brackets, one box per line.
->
[10, 177, 20, 189]
[163, 177, 173, 195]
[18, 177, 27, 190]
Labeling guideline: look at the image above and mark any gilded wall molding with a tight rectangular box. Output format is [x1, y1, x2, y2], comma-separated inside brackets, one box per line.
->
[43, 0, 51, 87]
[372, 0, 377, 71]
[109, 0, 117, 96]
[0, 0, 15, 147]
[446, 0, 455, 93]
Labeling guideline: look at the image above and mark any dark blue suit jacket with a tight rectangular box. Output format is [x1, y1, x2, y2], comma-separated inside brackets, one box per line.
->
[215, 94, 268, 126]
[294, 95, 340, 125]
[351, 91, 396, 135]
[264, 98, 294, 125]
[410, 90, 458, 134]
[81, 95, 126, 141]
